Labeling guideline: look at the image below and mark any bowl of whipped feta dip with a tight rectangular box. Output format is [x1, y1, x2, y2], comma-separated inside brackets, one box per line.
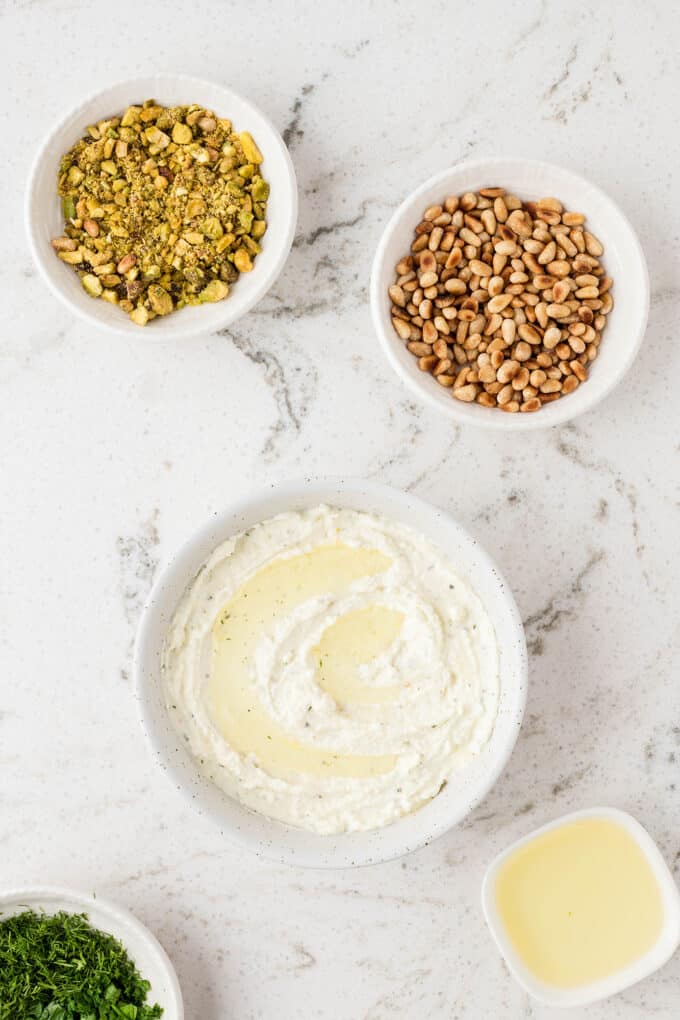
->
[135, 479, 527, 867]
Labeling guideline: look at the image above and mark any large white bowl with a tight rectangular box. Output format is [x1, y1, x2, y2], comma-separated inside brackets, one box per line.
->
[0, 886, 183, 1017]
[26, 74, 297, 339]
[370, 158, 649, 430]
[134, 478, 527, 868]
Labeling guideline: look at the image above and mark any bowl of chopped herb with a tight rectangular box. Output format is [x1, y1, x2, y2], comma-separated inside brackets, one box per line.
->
[26, 75, 297, 338]
[0, 886, 183, 1018]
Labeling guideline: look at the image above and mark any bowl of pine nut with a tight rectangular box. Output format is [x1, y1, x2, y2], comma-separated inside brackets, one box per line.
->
[370, 158, 648, 429]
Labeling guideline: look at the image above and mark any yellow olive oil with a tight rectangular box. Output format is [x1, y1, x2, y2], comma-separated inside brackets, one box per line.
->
[494, 816, 664, 988]
[209, 543, 400, 779]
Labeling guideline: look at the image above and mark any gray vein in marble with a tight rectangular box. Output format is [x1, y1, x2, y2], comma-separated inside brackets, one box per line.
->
[555, 424, 644, 558]
[291, 943, 316, 971]
[523, 547, 605, 655]
[544, 41, 625, 123]
[543, 43, 578, 100]
[221, 328, 318, 459]
[116, 508, 160, 678]
[362, 968, 433, 1020]
[294, 199, 371, 248]
[282, 83, 315, 149]
[506, 0, 546, 57]
[335, 38, 370, 59]
[551, 763, 592, 797]
[288, 881, 448, 912]
[652, 284, 680, 306]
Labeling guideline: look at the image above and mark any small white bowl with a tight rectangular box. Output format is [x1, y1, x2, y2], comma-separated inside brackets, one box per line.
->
[482, 807, 680, 1007]
[134, 478, 527, 868]
[0, 886, 183, 1017]
[370, 158, 649, 430]
[26, 74, 297, 339]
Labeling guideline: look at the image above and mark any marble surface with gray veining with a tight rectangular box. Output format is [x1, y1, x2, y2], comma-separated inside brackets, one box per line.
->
[2, 1, 679, 1017]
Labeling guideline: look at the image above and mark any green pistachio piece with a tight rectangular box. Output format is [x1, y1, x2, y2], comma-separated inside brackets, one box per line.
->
[81, 273, 103, 297]
[251, 177, 270, 202]
[238, 210, 253, 232]
[147, 284, 173, 315]
[239, 131, 263, 164]
[200, 279, 229, 302]
[202, 216, 223, 239]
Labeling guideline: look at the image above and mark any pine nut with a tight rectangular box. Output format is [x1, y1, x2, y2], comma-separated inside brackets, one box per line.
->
[518, 323, 541, 344]
[552, 279, 571, 303]
[540, 378, 562, 393]
[389, 285, 406, 307]
[392, 317, 411, 340]
[389, 188, 612, 413]
[407, 341, 432, 356]
[453, 383, 479, 402]
[562, 212, 585, 226]
[488, 294, 514, 313]
[422, 320, 438, 344]
[570, 360, 587, 382]
[584, 231, 604, 257]
[537, 240, 556, 265]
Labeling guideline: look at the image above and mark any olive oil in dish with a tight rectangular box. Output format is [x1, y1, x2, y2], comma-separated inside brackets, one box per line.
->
[483, 809, 680, 1006]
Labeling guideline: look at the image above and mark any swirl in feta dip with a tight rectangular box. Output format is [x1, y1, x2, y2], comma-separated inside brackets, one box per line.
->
[163, 506, 499, 834]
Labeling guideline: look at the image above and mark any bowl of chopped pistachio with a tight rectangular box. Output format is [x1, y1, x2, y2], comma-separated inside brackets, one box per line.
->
[26, 75, 297, 337]
[0, 885, 183, 1017]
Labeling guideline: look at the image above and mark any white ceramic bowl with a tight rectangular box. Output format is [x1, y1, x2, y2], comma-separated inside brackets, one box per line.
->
[481, 807, 680, 1007]
[134, 478, 527, 868]
[0, 886, 183, 1017]
[370, 158, 649, 430]
[26, 74, 297, 339]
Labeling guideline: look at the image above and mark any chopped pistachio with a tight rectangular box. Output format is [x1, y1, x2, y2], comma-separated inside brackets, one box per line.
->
[200, 279, 229, 302]
[51, 99, 269, 325]
[172, 122, 193, 144]
[251, 177, 269, 202]
[121, 105, 141, 126]
[233, 248, 253, 272]
[202, 216, 223, 239]
[130, 305, 149, 325]
[239, 131, 263, 164]
[67, 166, 84, 186]
[58, 250, 83, 265]
[82, 273, 103, 297]
[147, 284, 173, 315]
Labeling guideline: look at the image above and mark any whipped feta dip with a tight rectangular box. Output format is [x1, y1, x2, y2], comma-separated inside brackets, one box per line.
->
[164, 505, 499, 834]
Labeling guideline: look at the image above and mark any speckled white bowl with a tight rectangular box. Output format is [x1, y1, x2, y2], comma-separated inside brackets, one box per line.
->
[371, 158, 649, 430]
[134, 478, 527, 868]
[0, 886, 183, 1018]
[26, 74, 297, 339]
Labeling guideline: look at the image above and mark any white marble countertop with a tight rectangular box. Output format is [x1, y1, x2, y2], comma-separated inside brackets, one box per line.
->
[2, 0, 679, 1016]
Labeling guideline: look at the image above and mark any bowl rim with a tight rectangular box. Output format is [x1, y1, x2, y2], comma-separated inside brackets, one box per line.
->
[0, 884, 184, 1017]
[370, 156, 650, 431]
[481, 806, 680, 1007]
[25, 72, 298, 340]
[134, 476, 528, 868]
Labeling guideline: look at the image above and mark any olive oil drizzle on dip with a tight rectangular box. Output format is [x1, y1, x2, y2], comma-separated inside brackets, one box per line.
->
[165, 506, 499, 834]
